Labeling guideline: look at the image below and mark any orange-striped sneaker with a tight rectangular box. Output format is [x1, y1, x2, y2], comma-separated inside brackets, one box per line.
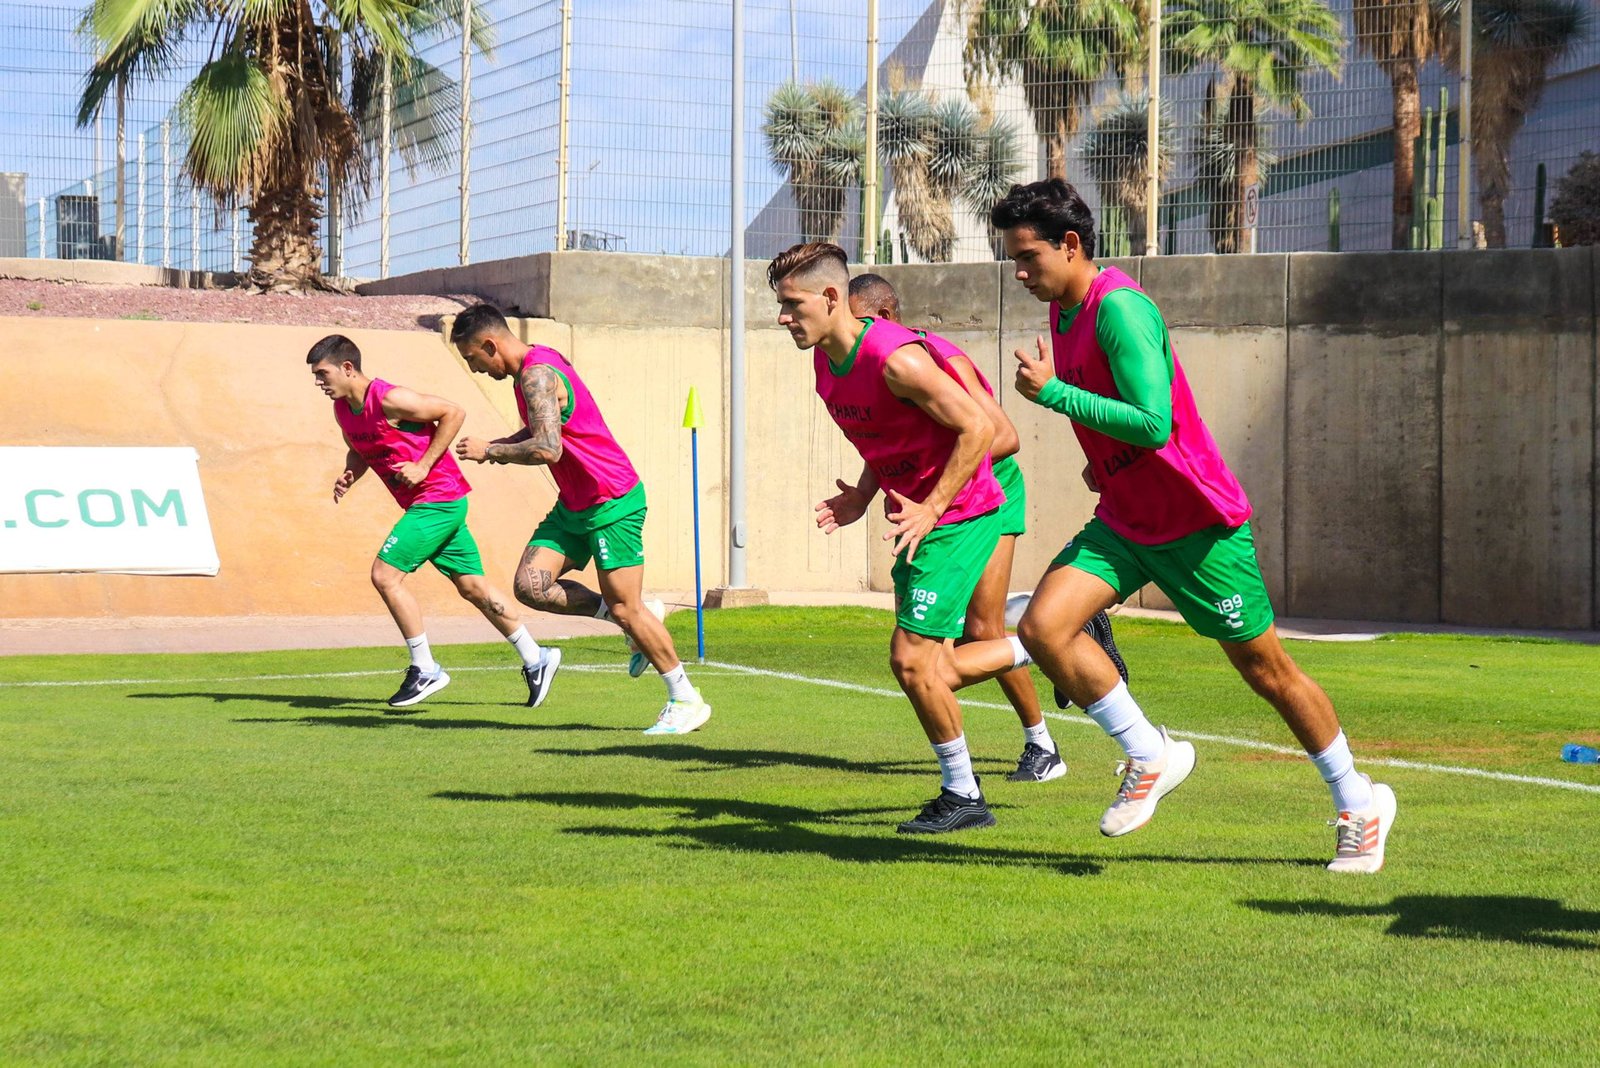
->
[1326, 777, 1397, 873]
[1099, 728, 1196, 837]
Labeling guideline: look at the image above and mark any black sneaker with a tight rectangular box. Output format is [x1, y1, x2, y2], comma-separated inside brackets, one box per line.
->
[1006, 741, 1067, 782]
[896, 787, 997, 834]
[522, 648, 562, 708]
[388, 666, 450, 709]
[1054, 611, 1130, 709]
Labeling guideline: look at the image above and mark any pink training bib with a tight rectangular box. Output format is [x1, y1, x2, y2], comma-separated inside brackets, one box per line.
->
[514, 346, 641, 512]
[813, 318, 1002, 526]
[334, 378, 472, 509]
[1049, 266, 1251, 544]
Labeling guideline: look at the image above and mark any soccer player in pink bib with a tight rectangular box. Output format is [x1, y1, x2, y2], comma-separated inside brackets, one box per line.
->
[772, 243, 1039, 835]
[307, 334, 558, 710]
[448, 304, 710, 736]
[845, 273, 1130, 785]
[991, 179, 1396, 872]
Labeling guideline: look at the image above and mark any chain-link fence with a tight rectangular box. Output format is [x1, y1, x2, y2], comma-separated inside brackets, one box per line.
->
[3, 0, 1595, 280]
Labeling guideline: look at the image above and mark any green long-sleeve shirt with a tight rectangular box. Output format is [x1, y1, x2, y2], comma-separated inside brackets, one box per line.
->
[1034, 286, 1174, 449]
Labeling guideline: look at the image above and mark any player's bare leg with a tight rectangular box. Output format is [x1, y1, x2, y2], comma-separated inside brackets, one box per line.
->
[372, 558, 450, 709]
[890, 627, 997, 834]
[511, 545, 605, 616]
[597, 564, 709, 735]
[1020, 564, 1193, 836]
[451, 571, 560, 707]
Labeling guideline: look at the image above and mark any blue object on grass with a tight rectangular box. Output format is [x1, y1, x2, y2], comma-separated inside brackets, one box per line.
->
[1560, 744, 1599, 764]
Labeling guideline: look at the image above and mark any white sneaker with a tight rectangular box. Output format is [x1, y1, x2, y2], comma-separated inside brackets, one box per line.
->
[1099, 728, 1196, 837]
[643, 697, 711, 735]
[1327, 777, 1397, 874]
[626, 599, 667, 678]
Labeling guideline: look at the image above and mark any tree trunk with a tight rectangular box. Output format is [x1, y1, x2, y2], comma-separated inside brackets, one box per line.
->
[247, 182, 328, 292]
[1477, 143, 1510, 249]
[1390, 57, 1421, 250]
[1046, 124, 1067, 180]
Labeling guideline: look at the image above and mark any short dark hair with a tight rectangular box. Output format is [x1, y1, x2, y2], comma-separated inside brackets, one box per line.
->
[307, 334, 361, 370]
[989, 179, 1097, 259]
[450, 303, 510, 344]
[767, 241, 849, 291]
[847, 272, 900, 320]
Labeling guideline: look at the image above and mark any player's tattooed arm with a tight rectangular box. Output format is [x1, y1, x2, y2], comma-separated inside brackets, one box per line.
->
[484, 365, 565, 465]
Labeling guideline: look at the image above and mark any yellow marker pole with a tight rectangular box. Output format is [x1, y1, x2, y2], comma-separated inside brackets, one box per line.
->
[683, 387, 706, 661]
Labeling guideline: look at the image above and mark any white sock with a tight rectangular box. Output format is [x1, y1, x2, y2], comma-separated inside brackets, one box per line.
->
[505, 625, 543, 670]
[932, 734, 980, 798]
[1006, 635, 1032, 668]
[1310, 731, 1375, 813]
[404, 634, 439, 675]
[594, 601, 613, 622]
[659, 663, 697, 703]
[1024, 720, 1056, 754]
[1083, 681, 1164, 762]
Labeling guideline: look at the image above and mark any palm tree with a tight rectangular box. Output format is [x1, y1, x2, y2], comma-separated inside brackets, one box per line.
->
[961, 0, 1145, 179]
[1082, 93, 1173, 254]
[1432, 0, 1589, 247]
[1167, 0, 1344, 253]
[76, 0, 488, 292]
[877, 90, 1023, 262]
[1353, 0, 1437, 248]
[762, 81, 864, 244]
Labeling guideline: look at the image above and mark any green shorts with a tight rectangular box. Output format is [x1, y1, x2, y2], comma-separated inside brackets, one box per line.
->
[892, 509, 1002, 639]
[530, 481, 647, 572]
[1054, 517, 1274, 642]
[378, 497, 484, 577]
[992, 456, 1027, 538]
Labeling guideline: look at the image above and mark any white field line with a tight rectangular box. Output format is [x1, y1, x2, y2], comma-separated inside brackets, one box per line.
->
[4, 656, 1597, 797]
[702, 661, 1600, 798]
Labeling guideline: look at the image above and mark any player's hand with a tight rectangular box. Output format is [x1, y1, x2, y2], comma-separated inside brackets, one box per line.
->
[395, 461, 429, 487]
[333, 468, 357, 503]
[884, 488, 938, 562]
[1081, 462, 1100, 493]
[815, 478, 870, 533]
[455, 436, 489, 463]
[1013, 334, 1055, 401]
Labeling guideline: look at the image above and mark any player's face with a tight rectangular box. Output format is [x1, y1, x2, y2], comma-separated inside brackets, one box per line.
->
[456, 337, 509, 379]
[311, 360, 354, 399]
[774, 277, 834, 349]
[1004, 226, 1073, 303]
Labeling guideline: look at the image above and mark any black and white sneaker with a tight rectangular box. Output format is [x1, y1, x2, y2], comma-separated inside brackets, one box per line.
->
[1054, 610, 1130, 709]
[1006, 741, 1067, 782]
[522, 648, 562, 708]
[896, 787, 996, 834]
[388, 666, 450, 709]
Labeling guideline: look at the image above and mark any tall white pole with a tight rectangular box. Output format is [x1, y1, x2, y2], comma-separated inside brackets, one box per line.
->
[37, 196, 46, 258]
[1144, 2, 1161, 256]
[380, 56, 392, 277]
[862, 0, 878, 264]
[160, 118, 171, 267]
[136, 132, 146, 263]
[789, 0, 798, 82]
[190, 192, 200, 269]
[1457, 0, 1474, 248]
[115, 75, 126, 259]
[328, 32, 343, 277]
[556, 0, 572, 251]
[459, 0, 472, 265]
[729, 0, 748, 588]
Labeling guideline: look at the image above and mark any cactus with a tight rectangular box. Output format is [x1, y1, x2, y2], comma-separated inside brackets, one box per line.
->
[1329, 188, 1341, 251]
[1410, 87, 1450, 249]
[1533, 163, 1548, 247]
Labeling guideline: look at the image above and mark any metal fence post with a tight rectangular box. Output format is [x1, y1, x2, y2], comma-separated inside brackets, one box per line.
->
[1144, 2, 1161, 256]
[161, 118, 171, 268]
[1457, 0, 1473, 249]
[37, 197, 46, 258]
[862, 0, 878, 265]
[556, 0, 571, 251]
[728, 0, 747, 589]
[136, 132, 146, 264]
[459, 0, 472, 266]
[115, 75, 126, 260]
[191, 192, 200, 270]
[380, 56, 392, 277]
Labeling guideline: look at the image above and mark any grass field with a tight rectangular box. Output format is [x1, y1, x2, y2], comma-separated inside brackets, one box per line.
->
[4, 606, 1599, 1064]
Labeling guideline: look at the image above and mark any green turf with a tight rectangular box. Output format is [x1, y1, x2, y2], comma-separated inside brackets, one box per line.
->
[3, 607, 1598, 1064]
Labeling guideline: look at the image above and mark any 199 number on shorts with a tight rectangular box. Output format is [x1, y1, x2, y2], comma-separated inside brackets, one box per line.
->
[909, 587, 938, 622]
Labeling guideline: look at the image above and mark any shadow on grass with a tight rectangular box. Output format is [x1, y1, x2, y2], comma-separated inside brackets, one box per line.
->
[533, 742, 944, 777]
[131, 691, 399, 711]
[438, 789, 1326, 875]
[234, 713, 632, 732]
[1242, 895, 1600, 950]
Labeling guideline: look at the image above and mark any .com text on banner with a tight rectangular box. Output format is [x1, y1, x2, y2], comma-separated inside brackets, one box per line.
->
[0, 447, 220, 575]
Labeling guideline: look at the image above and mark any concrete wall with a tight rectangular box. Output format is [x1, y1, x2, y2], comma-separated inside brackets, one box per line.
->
[366, 245, 1600, 629]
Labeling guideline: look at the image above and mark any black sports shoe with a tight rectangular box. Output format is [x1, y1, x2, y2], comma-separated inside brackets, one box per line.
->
[1054, 610, 1129, 709]
[896, 787, 997, 834]
[522, 648, 562, 708]
[388, 665, 450, 709]
[1006, 741, 1067, 782]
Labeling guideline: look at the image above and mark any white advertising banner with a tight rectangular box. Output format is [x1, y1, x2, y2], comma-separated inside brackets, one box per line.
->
[0, 447, 220, 575]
